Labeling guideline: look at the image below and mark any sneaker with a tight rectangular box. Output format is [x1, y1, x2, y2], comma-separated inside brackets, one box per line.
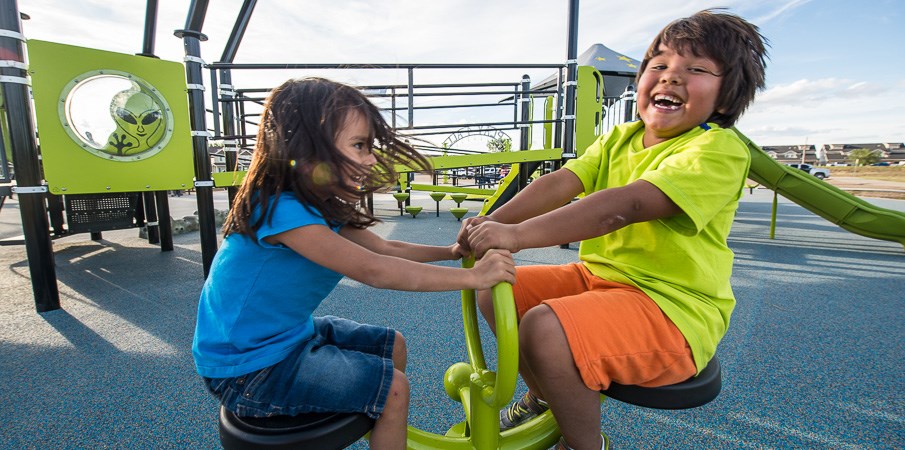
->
[500, 392, 549, 430]
[553, 433, 610, 450]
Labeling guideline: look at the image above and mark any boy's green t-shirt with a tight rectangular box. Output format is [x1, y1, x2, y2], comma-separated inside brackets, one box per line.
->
[563, 121, 750, 373]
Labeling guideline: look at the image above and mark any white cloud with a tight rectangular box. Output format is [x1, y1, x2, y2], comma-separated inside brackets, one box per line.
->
[739, 83, 905, 145]
[754, 78, 888, 107]
[751, 0, 813, 24]
[16, 0, 905, 147]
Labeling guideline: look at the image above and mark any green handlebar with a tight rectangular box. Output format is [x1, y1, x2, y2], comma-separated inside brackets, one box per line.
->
[460, 258, 518, 408]
[408, 260, 558, 449]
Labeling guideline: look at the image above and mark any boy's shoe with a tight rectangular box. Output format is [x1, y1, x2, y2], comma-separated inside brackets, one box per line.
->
[500, 392, 549, 430]
[552, 433, 610, 450]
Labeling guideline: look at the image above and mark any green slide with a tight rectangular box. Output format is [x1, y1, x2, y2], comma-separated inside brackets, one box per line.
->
[736, 130, 905, 249]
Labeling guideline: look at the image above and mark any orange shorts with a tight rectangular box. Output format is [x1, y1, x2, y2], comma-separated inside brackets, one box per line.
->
[512, 263, 696, 391]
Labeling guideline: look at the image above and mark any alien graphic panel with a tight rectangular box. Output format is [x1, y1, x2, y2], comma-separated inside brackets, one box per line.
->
[106, 89, 166, 156]
[28, 40, 194, 194]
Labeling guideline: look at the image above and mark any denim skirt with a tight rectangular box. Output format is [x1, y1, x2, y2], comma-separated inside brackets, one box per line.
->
[204, 315, 396, 419]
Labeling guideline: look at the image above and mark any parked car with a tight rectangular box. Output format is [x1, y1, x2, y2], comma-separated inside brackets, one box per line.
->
[870, 162, 891, 166]
[786, 163, 830, 180]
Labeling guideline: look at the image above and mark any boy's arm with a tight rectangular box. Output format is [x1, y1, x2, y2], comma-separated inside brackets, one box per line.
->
[468, 178, 681, 258]
[488, 168, 585, 223]
[340, 226, 466, 262]
[457, 169, 584, 250]
[266, 225, 514, 291]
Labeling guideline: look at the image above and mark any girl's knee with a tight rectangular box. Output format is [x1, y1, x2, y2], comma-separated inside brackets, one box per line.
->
[392, 331, 407, 371]
[383, 369, 410, 409]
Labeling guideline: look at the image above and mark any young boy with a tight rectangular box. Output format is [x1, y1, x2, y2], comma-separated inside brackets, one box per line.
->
[457, 10, 767, 450]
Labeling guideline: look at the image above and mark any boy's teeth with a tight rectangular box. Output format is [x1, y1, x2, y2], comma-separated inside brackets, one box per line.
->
[654, 94, 681, 103]
[653, 94, 682, 110]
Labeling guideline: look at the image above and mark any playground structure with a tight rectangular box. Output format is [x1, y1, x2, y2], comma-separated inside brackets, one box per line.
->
[1, 0, 905, 448]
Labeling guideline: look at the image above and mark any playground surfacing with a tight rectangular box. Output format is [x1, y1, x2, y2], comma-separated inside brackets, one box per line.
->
[0, 188, 902, 449]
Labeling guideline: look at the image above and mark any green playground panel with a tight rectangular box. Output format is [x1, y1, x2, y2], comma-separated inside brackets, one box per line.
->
[574, 65, 605, 157]
[0, 89, 10, 180]
[396, 148, 562, 173]
[409, 184, 493, 196]
[212, 170, 247, 187]
[28, 40, 194, 194]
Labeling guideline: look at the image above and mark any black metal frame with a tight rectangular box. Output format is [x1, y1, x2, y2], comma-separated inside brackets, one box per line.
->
[1, 0, 59, 311]
[192, 0, 581, 276]
[2, 0, 179, 312]
[4, 0, 583, 310]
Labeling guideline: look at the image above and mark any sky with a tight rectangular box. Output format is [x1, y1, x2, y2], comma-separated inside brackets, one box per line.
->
[16, 0, 905, 149]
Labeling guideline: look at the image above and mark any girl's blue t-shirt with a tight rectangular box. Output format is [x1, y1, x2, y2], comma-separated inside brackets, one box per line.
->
[192, 193, 343, 378]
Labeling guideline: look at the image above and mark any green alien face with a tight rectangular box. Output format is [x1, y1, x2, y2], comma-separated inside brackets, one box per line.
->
[103, 89, 166, 157]
[60, 71, 176, 163]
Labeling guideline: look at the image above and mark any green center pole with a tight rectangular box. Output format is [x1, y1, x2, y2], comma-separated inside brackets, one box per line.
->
[770, 190, 778, 239]
[405, 259, 558, 449]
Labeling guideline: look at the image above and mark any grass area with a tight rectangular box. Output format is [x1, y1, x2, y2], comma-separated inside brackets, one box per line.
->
[822, 165, 905, 182]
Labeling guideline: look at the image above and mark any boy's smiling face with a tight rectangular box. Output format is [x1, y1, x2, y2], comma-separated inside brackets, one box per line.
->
[637, 44, 723, 147]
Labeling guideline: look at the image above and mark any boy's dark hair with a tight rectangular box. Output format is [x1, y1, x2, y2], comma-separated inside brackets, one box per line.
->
[224, 77, 431, 239]
[637, 9, 768, 127]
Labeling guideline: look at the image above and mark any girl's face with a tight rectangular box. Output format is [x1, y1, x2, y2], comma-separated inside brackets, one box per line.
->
[334, 110, 377, 200]
[637, 44, 723, 147]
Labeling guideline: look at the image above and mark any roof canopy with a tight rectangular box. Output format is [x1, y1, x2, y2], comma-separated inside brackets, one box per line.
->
[536, 43, 640, 96]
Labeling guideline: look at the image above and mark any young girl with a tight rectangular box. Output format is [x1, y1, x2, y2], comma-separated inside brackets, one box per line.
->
[193, 77, 516, 449]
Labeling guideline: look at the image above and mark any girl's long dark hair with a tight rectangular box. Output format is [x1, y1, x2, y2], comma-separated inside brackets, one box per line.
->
[223, 77, 431, 239]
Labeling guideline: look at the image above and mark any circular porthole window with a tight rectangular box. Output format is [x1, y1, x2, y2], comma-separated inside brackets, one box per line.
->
[59, 70, 174, 161]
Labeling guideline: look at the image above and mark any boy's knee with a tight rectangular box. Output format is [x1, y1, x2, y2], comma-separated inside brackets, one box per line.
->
[521, 304, 558, 330]
[520, 306, 566, 353]
[476, 289, 496, 330]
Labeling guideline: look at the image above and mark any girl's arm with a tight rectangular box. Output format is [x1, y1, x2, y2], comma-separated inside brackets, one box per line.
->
[340, 226, 467, 262]
[265, 225, 514, 292]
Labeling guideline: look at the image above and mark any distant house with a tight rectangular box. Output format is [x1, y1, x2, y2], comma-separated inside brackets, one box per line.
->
[749, 141, 904, 165]
[762, 144, 816, 164]
[817, 142, 905, 165]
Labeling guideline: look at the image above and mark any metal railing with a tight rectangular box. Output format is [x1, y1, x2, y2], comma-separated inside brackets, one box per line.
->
[204, 62, 568, 168]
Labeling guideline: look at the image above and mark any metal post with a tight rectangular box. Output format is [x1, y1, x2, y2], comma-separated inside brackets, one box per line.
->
[142, 191, 161, 244]
[176, 0, 218, 277]
[518, 75, 531, 190]
[770, 190, 778, 239]
[219, 0, 257, 65]
[137, 0, 159, 57]
[219, 70, 239, 206]
[155, 190, 173, 250]
[135, 0, 166, 245]
[217, 0, 256, 207]
[554, 70, 564, 148]
[390, 88, 396, 128]
[407, 68, 414, 128]
[0, 0, 60, 311]
[621, 85, 635, 124]
[562, 0, 579, 158]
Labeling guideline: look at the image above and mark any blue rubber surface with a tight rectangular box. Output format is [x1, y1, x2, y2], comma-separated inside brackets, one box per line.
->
[0, 188, 902, 449]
